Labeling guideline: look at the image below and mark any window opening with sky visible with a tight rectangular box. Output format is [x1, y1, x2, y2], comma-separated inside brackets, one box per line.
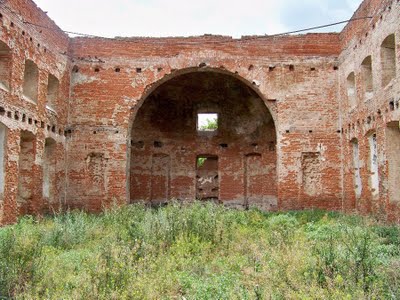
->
[197, 113, 218, 131]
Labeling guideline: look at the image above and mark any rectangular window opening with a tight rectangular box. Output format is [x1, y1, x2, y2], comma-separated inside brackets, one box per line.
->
[197, 113, 218, 132]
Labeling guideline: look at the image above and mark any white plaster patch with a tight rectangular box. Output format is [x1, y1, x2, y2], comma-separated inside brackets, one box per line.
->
[198, 176, 213, 185]
[71, 73, 98, 85]
[131, 74, 148, 88]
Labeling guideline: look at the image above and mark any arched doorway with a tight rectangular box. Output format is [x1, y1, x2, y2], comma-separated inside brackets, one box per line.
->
[129, 69, 277, 209]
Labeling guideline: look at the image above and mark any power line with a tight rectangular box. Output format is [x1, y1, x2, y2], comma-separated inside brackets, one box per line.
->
[0, 0, 377, 51]
[268, 16, 373, 37]
[21, 14, 373, 40]
[22, 21, 98, 38]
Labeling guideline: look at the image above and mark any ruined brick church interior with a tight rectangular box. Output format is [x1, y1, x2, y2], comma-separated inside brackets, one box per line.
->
[0, 0, 399, 224]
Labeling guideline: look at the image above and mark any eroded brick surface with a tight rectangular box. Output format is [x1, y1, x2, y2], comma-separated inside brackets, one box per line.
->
[0, 0, 399, 224]
[339, 0, 400, 222]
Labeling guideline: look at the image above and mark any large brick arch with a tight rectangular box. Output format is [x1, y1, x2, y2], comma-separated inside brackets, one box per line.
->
[126, 67, 278, 207]
[127, 67, 277, 132]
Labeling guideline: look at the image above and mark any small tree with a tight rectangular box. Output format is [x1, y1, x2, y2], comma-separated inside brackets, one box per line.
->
[199, 118, 218, 131]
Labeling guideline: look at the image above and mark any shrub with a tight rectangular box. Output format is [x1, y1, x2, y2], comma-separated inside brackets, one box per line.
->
[0, 203, 398, 299]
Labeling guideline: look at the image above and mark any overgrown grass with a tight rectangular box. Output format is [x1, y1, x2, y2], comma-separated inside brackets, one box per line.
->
[0, 202, 399, 299]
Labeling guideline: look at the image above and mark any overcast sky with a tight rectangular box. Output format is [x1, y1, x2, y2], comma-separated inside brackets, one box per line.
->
[34, 0, 363, 38]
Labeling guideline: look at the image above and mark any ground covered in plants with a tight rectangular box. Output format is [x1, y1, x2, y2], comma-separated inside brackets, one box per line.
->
[0, 202, 400, 299]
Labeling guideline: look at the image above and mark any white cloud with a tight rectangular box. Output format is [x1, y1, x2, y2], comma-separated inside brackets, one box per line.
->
[33, 0, 362, 38]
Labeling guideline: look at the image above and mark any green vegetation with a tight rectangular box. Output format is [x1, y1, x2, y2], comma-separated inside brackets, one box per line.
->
[0, 202, 399, 299]
[197, 157, 207, 168]
[199, 117, 218, 131]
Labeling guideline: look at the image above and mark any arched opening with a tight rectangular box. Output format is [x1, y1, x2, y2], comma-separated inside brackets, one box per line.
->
[22, 60, 39, 103]
[17, 131, 36, 215]
[381, 34, 396, 87]
[43, 138, 57, 209]
[129, 69, 277, 208]
[0, 122, 6, 204]
[361, 56, 373, 101]
[385, 122, 400, 203]
[367, 132, 379, 198]
[0, 41, 11, 91]
[346, 72, 356, 110]
[351, 138, 362, 200]
[196, 155, 219, 202]
[46, 74, 59, 111]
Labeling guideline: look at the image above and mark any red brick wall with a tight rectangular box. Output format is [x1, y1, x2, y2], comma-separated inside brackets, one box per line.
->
[0, 0, 399, 224]
[339, 0, 400, 222]
[67, 34, 342, 212]
[340, 0, 393, 50]
[0, 0, 69, 224]
[128, 71, 277, 207]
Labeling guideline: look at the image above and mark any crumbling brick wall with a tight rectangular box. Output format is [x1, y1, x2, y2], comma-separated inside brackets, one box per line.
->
[339, 0, 400, 222]
[0, 0, 70, 224]
[67, 34, 342, 211]
[0, 0, 399, 224]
